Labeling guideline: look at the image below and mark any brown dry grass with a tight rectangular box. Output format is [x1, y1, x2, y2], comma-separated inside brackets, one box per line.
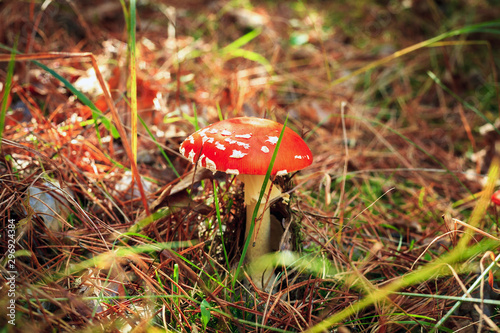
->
[1, 0, 500, 332]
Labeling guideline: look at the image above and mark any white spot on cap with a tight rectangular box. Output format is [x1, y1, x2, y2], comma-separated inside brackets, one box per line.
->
[276, 169, 288, 176]
[266, 136, 279, 145]
[198, 129, 208, 139]
[188, 149, 195, 162]
[261, 146, 269, 153]
[226, 169, 240, 175]
[224, 138, 249, 149]
[202, 136, 214, 144]
[237, 142, 249, 149]
[198, 154, 206, 167]
[221, 130, 232, 136]
[208, 129, 218, 134]
[294, 155, 303, 159]
[205, 157, 217, 173]
[215, 142, 226, 150]
[235, 133, 252, 139]
[188, 136, 195, 144]
[180, 146, 185, 156]
[230, 150, 247, 159]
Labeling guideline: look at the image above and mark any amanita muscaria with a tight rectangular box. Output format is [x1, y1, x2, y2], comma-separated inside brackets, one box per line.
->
[492, 190, 500, 206]
[179, 117, 312, 289]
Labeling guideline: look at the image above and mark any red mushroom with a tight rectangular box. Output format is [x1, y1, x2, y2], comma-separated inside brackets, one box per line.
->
[492, 190, 500, 206]
[179, 117, 312, 289]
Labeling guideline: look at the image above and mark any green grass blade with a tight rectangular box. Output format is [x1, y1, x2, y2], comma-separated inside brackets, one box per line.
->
[428, 70, 500, 136]
[216, 102, 224, 121]
[331, 21, 500, 86]
[193, 103, 200, 131]
[119, 0, 130, 32]
[138, 115, 180, 178]
[225, 48, 273, 73]
[233, 114, 289, 287]
[129, 0, 138, 162]
[200, 299, 211, 330]
[396, 291, 500, 307]
[213, 180, 230, 269]
[0, 39, 16, 151]
[173, 263, 179, 307]
[0, 44, 119, 138]
[220, 28, 262, 54]
[220, 28, 273, 73]
[304, 238, 500, 333]
[35, 61, 119, 138]
[53, 241, 195, 280]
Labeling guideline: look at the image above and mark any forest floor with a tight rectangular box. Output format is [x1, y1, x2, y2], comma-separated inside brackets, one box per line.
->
[1, 1, 500, 332]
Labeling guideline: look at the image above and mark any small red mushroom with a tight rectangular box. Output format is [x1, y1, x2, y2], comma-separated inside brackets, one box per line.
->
[492, 190, 500, 206]
[179, 117, 312, 289]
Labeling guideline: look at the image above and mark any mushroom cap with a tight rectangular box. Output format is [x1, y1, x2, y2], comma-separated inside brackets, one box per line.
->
[179, 117, 313, 176]
[492, 190, 500, 206]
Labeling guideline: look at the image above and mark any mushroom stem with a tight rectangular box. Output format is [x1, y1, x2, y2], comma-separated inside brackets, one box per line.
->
[239, 174, 282, 290]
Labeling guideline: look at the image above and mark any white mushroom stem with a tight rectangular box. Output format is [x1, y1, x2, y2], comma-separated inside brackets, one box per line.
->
[239, 174, 282, 290]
